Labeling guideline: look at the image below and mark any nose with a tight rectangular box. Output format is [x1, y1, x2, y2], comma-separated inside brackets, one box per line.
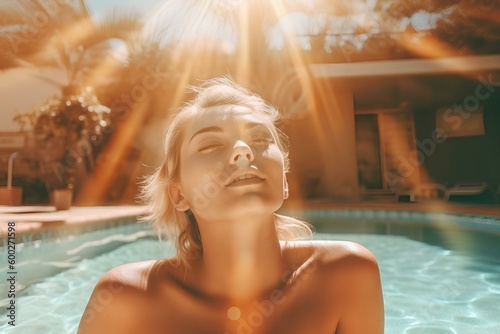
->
[229, 140, 254, 167]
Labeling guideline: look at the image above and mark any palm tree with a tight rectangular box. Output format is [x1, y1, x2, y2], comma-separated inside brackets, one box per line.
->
[75, 35, 191, 204]
[1, 0, 144, 196]
[0, 0, 143, 78]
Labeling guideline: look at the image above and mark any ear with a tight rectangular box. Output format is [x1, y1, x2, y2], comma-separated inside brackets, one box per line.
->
[167, 183, 191, 211]
[283, 175, 289, 200]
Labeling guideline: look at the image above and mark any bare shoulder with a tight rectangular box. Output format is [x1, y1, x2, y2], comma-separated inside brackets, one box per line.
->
[286, 239, 378, 268]
[97, 260, 158, 289]
[282, 239, 384, 333]
[77, 260, 160, 334]
[318, 241, 381, 289]
[296, 240, 384, 333]
[312, 240, 378, 268]
[284, 239, 381, 291]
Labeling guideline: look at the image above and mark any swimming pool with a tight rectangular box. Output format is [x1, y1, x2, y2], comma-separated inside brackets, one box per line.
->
[1, 209, 500, 333]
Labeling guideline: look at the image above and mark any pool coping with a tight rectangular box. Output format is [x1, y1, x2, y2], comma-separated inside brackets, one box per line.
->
[281, 201, 500, 234]
[2, 202, 500, 239]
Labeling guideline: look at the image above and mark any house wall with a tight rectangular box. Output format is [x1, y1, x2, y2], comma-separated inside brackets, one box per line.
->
[412, 90, 500, 191]
[0, 67, 65, 132]
[350, 73, 500, 197]
[284, 78, 360, 201]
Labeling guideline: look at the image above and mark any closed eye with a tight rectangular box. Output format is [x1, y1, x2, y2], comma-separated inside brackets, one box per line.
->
[198, 143, 222, 152]
[251, 136, 274, 144]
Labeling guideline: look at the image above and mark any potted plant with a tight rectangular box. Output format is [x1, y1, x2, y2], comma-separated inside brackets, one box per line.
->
[0, 152, 23, 206]
[14, 85, 111, 209]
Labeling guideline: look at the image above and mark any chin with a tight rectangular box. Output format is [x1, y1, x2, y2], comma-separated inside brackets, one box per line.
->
[193, 193, 284, 221]
[228, 194, 284, 215]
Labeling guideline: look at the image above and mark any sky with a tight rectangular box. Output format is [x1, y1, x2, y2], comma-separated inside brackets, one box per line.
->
[0, 0, 164, 132]
[0, 0, 432, 132]
[87, 0, 163, 16]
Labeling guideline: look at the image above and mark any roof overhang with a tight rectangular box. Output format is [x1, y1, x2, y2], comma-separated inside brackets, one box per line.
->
[310, 54, 500, 78]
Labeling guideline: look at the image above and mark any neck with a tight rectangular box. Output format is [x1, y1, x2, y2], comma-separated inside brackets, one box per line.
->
[193, 213, 286, 302]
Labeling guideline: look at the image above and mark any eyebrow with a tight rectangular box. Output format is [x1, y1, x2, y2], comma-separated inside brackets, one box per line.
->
[189, 122, 267, 143]
[189, 126, 223, 143]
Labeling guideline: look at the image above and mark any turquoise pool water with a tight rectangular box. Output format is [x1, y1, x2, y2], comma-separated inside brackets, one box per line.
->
[1, 211, 500, 333]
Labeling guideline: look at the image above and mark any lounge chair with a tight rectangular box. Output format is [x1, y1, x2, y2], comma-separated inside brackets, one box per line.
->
[445, 182, 497, 204]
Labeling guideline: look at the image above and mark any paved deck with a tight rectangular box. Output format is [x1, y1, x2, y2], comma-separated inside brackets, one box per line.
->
[0, 205, 147, 237]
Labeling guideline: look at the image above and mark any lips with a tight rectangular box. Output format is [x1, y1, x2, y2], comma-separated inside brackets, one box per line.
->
[225, 169, 265, 186]
[233, 174, 259, 182]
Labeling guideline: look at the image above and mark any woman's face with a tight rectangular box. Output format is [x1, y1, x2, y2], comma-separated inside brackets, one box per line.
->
[174, 104, 287, 223]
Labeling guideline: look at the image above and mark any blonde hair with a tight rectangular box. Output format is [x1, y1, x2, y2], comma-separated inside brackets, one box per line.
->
[140, 77, 312, 266]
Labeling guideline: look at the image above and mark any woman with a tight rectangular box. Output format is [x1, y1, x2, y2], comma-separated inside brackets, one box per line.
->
[78, 77, 384, 334]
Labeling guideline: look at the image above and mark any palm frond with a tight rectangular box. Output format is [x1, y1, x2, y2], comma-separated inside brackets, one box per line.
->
[79, 9, 143, 49]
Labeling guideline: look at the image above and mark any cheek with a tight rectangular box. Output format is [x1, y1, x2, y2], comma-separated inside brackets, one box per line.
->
[181, 148, 222, 177]
[179, 156, 228, 203]
[258, 148, 285, 185]
[261, 146, 285, 169]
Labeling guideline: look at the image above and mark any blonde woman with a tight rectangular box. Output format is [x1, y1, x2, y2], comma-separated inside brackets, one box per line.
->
[78, 77, 384, 334]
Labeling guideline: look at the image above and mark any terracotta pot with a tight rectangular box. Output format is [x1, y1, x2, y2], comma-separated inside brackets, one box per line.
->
[51, 189, 73, 210]
[0, 187, 23, 206]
